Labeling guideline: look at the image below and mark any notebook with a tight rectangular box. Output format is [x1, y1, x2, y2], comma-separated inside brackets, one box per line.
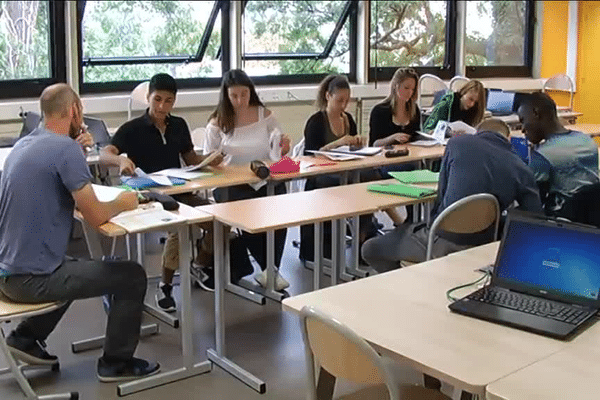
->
[388, 170, 439, 184]
[449, 212, 600, 339]
[367, 183, 436, 198]
[120, 175, 186, 190]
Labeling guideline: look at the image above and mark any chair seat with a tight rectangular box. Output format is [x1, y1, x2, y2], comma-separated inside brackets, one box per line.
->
[337, 383, 451, 400]
[0, 292, 61, 321]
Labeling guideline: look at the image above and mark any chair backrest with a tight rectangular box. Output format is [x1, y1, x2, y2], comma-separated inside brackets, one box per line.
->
[191, 127, 207, 150]
[83, 116, 111, 147]
[542, 74, 574, 110]
[449, 75, 470, 92]
[427, 193, 500, 260]
[300, 306, 400, 400]
[128, 81, 150, 120]
[19, 111, 42, 138]
[290, 138, 306, 193]
[418, 74, 448, 110]
[556, 183, 600, 228]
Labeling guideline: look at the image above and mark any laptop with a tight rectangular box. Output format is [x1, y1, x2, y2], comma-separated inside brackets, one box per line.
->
[486, 90, 516, 116]
[449, 212, 600, 339]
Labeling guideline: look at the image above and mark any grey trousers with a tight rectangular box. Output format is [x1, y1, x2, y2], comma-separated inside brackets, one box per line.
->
[0, 259, 147, 361]
[361, 222, 470, 273]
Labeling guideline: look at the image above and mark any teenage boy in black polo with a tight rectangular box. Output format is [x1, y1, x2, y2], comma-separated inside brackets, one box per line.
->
[101, 73, 222, 312]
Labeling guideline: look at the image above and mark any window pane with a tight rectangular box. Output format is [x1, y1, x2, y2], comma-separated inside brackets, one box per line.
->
[82, 1, 221, 83]
[370, 1, 447, 68]
[243, 0, 350, 76]
[0, 1, 50, 80]
[465, 1, 527, 66]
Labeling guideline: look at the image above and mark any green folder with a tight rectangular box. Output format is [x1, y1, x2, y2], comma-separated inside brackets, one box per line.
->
[388, 170, 440, 184]
[367, 183, 437, 198]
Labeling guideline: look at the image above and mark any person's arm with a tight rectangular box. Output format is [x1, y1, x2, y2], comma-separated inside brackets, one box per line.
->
[203, 121, 223, 154]
[516, 174, 544, 214]
[99, 144, 136, 175]
[528, 149, 552, 205]
[430, 143, 453, 221]
[181, 149, 223, 167]
[423, 92, 453, 132]
[178, 118, 224, 167]
[304, 113, 325, 153]
[72, 183, 139, 229]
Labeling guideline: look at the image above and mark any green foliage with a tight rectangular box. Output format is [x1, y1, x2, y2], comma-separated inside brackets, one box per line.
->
[245, 1, 349, 75]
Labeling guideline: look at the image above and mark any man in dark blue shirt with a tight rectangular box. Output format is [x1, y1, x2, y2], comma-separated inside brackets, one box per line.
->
[362, 119, 543, 273]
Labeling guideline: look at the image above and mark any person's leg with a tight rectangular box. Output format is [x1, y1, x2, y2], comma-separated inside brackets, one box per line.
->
[157, 231, 178, 311]
[0, 259, 147, 361]
[361, 223, 428, 273]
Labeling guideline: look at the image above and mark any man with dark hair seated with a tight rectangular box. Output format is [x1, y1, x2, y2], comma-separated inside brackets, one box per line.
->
[361, 118, 543, 273]
[101, 73, 224, 311]
[517, 92, 600, 216]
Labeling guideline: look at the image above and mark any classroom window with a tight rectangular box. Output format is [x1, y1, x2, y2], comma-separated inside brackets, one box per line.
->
[465, 0, 534, 78]
[369, 0, 455, 81]
[242, 0, 356, 84]
[79, 0, 224, 94]
[0, 0, 65, 99]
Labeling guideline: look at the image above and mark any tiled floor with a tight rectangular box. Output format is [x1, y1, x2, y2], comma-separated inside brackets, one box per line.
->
[0, 215, 443, 400]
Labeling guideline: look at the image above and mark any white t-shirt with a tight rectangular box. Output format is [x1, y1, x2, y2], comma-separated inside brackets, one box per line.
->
[204, 106, 284, 190]
[204, 106, 284, 165]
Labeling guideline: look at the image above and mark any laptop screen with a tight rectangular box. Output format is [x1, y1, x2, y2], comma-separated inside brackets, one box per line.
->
[495, 217, 600, 303]
[486, 90, 516, 116]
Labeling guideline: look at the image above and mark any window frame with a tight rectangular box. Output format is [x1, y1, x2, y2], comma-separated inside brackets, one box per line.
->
[0, 0, 66, 100]
[241, 0, 358, 85]
[465, 0, 535, 79]
[368, 0, 457, 82]
[77, 0, 228, 95]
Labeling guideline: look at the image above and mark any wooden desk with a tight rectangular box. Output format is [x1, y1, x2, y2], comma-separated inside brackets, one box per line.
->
[199, 179, 436, 394]
[283, 243, 569, 398]
[564, 123, 600, 137]
[498, 110, 583, 128]
[486, 322, 600, 400]
[79, 204, 215, 396]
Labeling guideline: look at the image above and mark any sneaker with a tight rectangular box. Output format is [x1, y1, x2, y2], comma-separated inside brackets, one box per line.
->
[97, 357, 160, 383]
[197, 267, 215, 292]
[155, 283, 176, 313]
[6, 332, 58, 366]
[254, 269, 290, 291]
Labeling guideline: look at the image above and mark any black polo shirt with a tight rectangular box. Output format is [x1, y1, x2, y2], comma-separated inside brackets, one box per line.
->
[111, 109, 194, 173]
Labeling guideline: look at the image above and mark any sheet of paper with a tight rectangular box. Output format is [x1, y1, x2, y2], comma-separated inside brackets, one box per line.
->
[306, 150, 364, 161]
[152, 168, 212, 180]
[135, 167, 173, 186]
[411, 139, 445, 147]
[183, 151, 221, 172]
[110, 202, 185, 232]
[448, 120, 476, 135]
[328, 146, 382, 156]
[92, 184, 126, 202]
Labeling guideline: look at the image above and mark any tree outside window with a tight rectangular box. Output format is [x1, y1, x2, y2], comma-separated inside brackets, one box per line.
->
[81, 1, 221, 88]
[465, 0, 527, 67]
[0, 0, 50, 81]
[370, 0, 449, 78]
[243, 0, 352, 78]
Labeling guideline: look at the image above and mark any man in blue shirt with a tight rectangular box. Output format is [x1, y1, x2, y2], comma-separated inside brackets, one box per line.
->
[517, 92, 599, 215]
[0, 84, 159, 381]
[362, 118, 543, 273]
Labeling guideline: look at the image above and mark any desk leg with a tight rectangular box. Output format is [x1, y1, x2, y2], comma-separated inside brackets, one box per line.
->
[313, 222, 323, 290]
[118, 225, 211, 396]
[331, 219, 340, 286]
[207, 220, 266, 393]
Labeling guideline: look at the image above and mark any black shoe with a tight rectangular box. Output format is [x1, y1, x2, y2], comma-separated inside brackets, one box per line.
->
[6, 332, 58, 366]
[155, 283, 176, 313]
[97, 357, 160, 383]
[197, 267, 215, 292]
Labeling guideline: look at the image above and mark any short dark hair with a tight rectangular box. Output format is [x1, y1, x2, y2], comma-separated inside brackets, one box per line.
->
[149, 73, 177, 95]
[520, 92, 557, 119]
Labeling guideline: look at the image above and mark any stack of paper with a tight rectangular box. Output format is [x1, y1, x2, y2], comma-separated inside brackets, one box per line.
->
[306, 150, 364, 161]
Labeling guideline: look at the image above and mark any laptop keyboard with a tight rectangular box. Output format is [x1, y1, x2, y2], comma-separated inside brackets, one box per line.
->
[468, 287, 592, 325]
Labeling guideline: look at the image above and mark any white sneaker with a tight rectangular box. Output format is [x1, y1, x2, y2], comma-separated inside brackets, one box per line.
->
[254, 269, 290, 291]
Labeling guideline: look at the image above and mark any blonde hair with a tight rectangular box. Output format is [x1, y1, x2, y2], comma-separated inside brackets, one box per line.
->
[380, 68, 419, 120]
[476, 118, 510, 137]
[40, 83, 80, 119]
[458, 80, 486, 126]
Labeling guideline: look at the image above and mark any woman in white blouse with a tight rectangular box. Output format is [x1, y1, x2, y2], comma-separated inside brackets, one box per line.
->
[204, 69, 291, 291]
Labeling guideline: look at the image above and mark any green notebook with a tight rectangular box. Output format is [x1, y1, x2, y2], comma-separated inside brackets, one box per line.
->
[388, 170, 440, 184]
[367, 183, 437, 198]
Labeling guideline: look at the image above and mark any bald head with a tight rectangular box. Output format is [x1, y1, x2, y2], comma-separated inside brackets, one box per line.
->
[40, 83, 80, 119]
[476, 118, 511, 138]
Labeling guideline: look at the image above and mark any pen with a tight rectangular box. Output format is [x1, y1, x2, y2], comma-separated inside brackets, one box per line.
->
[307, 162, 337, 168]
